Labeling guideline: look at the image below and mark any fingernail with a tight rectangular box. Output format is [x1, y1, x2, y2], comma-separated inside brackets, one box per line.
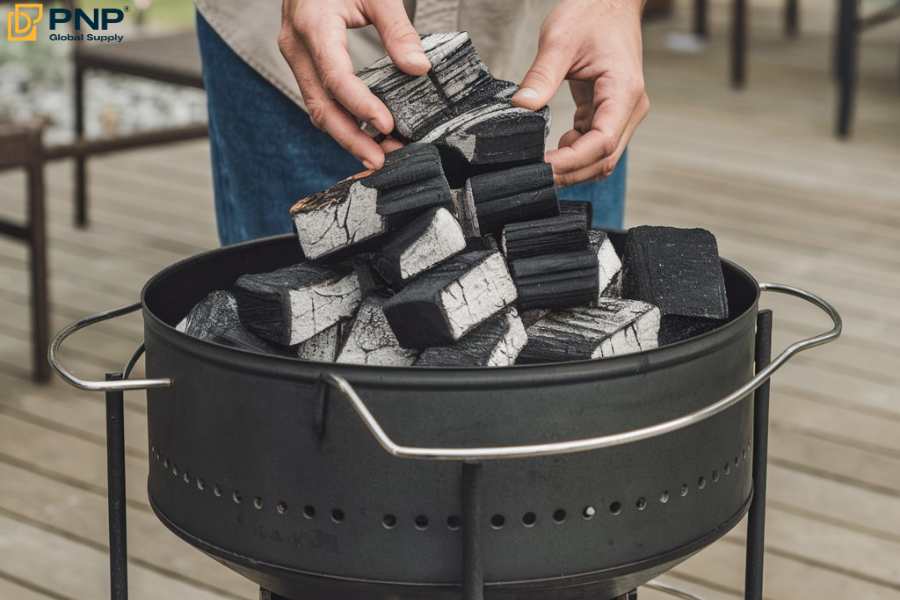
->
[406, 52, 431, 70]
[362, 159, 375, 170]
[515, 87, 539, 100]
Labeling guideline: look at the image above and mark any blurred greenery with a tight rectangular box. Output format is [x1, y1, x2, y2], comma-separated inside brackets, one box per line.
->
[77, 0, 195, 28]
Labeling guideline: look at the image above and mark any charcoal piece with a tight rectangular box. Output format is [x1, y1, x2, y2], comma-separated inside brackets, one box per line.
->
[351, 254, 386, 296]
[336, 296, 418, 366]
[450, 188, 480, 238]
[559, 200, 593, 230]
[465, 235, 498, 252]
[296, 322, 344, 362]
[501, 214, 588, 260]
[176, 291, 287, 355]
[623, 226, 728, 321]
[358, 32, 494, 141]
[519, 308, 551, 328]
[373, 207, 467, 287]
[465, 163, 559, 234]
[659, 315, 724, 346]
[589, 230, 623, 299]
[383, 250, 518, 348]
[416, 307, 527, 367]
[233, 263, 360, 346]
[290, 144, 451, 260]
[510, 250, 599, 311]
[517, 300, 660, 364]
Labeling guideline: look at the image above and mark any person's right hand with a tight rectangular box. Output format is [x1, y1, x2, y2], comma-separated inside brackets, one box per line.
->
[278, 0, 430, 170]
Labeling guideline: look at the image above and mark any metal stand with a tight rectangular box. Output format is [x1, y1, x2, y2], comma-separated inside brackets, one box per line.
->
[105, 372, 129, 600]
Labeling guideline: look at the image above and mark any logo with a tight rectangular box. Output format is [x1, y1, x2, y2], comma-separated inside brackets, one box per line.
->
[6, 3, 43, 42]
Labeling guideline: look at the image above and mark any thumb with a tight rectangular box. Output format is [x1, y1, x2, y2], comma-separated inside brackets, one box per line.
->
[512, 44, 571, 110]
[367, 0, 431, 76]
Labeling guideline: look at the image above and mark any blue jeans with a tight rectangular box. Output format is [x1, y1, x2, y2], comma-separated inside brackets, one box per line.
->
[196, 14, 626, 245]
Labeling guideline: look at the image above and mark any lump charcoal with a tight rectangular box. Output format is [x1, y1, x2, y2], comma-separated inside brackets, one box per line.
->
[351, 254, 387, 296]
[450, 188, 480, 238]
[290, 144, 451, 260]
[622, 226, 728, 321]
[501, 214, 588, 260]
[233, 263, 360, 346]
[510, 250, 599, 311]
[559, 200, 593, 230]
[383, 250, 518, 348]
[358, 32, 494, 141]
[176, 291, 288, 355]
[336, 296, 418, 366]
[373, 207, 467, 287]
[416, 307, 527, 367]
[517, 299, 660, 364]
[296, 322, 343, 362]
[465, 235, 498, 252]
[519, 308, 551, 328]
[465, 163, 559, 235]
[588, 230, 623, 299]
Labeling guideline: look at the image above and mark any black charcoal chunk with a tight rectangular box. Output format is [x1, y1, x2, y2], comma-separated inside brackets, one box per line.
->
[383, 250, 518, 348]
[296, 322, 344, 362]
[336, 296, 418, 366]
[373, 207, 467, 287]
[519, 308, 551, 328]
[352, 254, 387, 296]
[233, 263, 360, 346]
[370, 144, 454, 227]
[465, 163, 559, 234]
[465, 235, 498, 252]
[559, 200, 593, 230]
[510, 250, 599, 311]
[450, 188, 480, 237]
[176, 291, 288, 355]
[517, 299, 660, 364]
[659, 315, 724, 346]
[416, 307, 527, 367]
[588, 230, 623, 299]
[622, 226, 728, 321]
[501, 214, 588, 260]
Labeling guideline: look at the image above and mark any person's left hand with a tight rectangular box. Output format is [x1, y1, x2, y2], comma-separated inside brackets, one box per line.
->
[512, 0, 649, 186]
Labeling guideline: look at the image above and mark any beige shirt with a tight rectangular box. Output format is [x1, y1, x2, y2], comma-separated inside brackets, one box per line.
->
[194, 0, 574, 145]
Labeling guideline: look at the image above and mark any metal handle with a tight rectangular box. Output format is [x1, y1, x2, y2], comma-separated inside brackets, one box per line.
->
[48, 302, 173, 392]
[324, 282, 841, 461]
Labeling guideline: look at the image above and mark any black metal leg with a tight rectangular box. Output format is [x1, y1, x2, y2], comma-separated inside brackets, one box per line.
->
[694, 0, 709, 38]
[731, 0, 748, 89]
[106, 372, 129, 600]
[74, 63, 88, 228]
[836, 0, 859, 138]
[785, 0, 799, 37]
[27, 156, 50, 383]
[462, 462, 484, 600]
[744, 310, 773, 600]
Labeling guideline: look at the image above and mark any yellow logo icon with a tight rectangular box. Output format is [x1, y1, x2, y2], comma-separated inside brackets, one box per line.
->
[7, 3, 43, 42]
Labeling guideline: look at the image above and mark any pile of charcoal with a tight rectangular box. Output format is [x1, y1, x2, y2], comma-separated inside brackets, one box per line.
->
[177, 33, 729, 367]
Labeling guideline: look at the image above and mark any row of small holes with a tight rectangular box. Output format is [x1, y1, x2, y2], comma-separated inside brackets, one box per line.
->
[152, 444, 750, 529]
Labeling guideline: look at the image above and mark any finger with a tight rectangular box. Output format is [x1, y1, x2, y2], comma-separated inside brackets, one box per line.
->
[511, 41, 572, 110]
[366, 0, 431, 75]
[304, 18, 394, 133]
[280, 34, 386, 169]
[380, 137, 405, 152]
[556, 128, 582, 150]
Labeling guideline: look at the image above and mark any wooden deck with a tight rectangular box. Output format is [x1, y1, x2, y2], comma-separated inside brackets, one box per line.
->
[1, 4, 899, 600]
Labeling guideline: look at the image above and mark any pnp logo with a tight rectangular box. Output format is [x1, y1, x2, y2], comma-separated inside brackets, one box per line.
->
[6, 3, 43, 42]
[49, 6, 125, 31]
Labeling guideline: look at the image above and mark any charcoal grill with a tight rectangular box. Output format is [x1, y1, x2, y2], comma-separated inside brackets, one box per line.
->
[48, 234, 841, 600]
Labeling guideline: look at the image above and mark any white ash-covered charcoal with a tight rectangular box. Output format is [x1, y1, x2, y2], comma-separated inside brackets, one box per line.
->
[559, 200, 594, 230]
[383, 250, 518, 348]
[336, 296, 418, 366]
[464, 163, 559, 235]
[177, 291, 289, 355]
[501, 214, 588, 261]
[588, 230, 623, 299]
[233, 263, 360, 347]
[416, 307, 527, 367]
[622, 226, 728, 344]
[373, 207, 467, 287]
[358, 32, 494, 141]
[510, 250, 599, 311]
[517, 300, 660, 364]
[290, 144, 451, 260]
[450, 188, 480, 238]
[296, 322, 344, 362]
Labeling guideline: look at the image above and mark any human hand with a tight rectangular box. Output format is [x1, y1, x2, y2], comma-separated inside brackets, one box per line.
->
[512, 0, 649, 186]
[278, 0, 429, 169]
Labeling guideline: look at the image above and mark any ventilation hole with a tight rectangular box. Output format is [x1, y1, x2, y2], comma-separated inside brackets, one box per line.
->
[521, 512, 537, 527]
[382, 514, 398, 529]
[162, 458, 169, 469]
[183, 472, 191, 484]
[635, 497, 647, 511]
[743, 448, 749, 460]
[196, 478, 205, 492]
[151, 446, 157, 456]
[213, 485, 222, 498]
[680, 484, 689, 497]
[698, 476, 707, 490]
[414, 514, 429, 530]
[582, 505, 597, 520]
[490, 514, 506, 529]
[724, 462, 731, 475]
[712, 470, 720, 483]
[171, 465, 179, 477]
[276, 502, 288, 515]
[734, 456, 740, 467]
[232, 491, 242, 504]
[660, 491, 670, 504]
[253, 497, 264, 510]
[331, 509, 345, 523]
[303, 505, 316, 519]
[446, 515, 462, 530]
[552, 509, 567, 524]
[609, 502, 622, 515]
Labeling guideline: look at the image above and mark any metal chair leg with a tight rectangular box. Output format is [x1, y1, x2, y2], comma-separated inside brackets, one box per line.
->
[836, 0, 859, 138]
[26, 155, 50, 383]
[74, 63, 89, 228]
[731, 0, 748, 89]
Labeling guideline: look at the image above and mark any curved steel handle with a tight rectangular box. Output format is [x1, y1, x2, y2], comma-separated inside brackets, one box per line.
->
[49, 303, 173, 392]
[324, 282, 842, 461]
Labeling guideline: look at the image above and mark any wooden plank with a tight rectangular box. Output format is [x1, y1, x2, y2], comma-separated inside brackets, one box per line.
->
[0, 573, 64, 600]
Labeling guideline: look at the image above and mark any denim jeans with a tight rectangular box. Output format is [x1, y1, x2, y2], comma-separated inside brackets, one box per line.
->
[196, 13, 626, 246]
